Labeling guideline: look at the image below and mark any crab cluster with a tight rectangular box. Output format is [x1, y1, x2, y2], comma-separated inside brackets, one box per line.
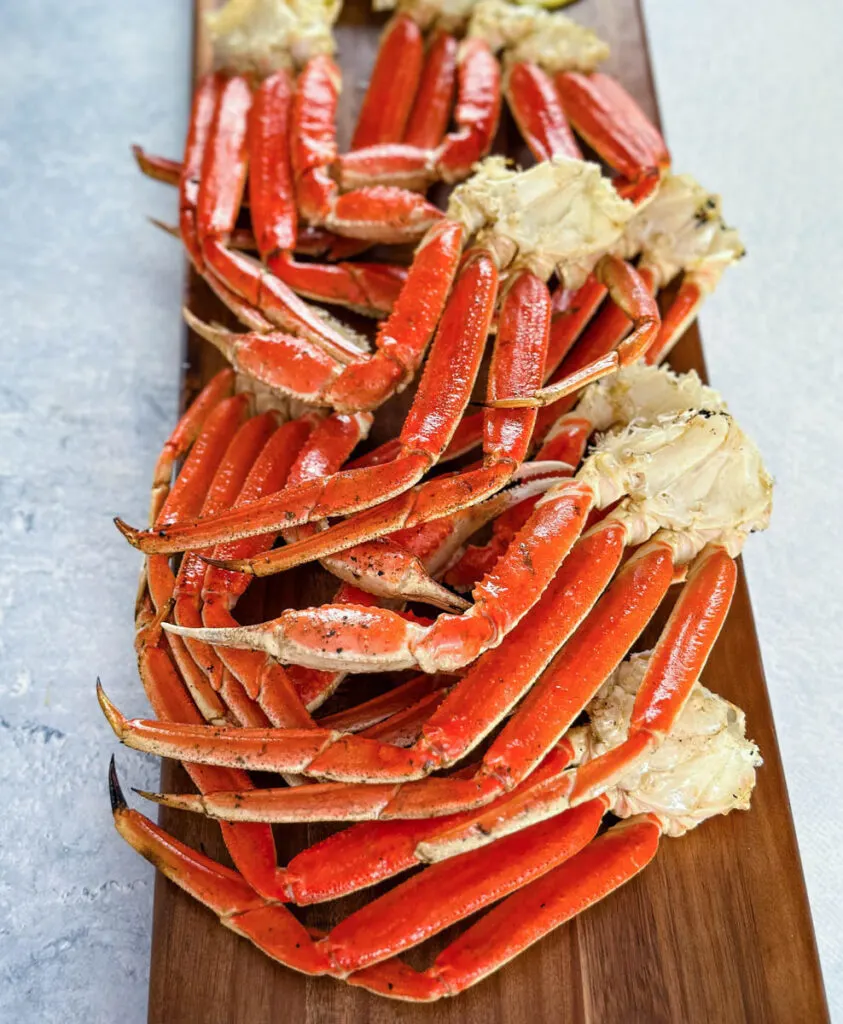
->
[110, 0, 766, 1003]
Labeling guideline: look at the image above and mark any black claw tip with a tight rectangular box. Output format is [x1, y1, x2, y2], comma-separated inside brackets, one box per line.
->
[108, 755, 128, 814]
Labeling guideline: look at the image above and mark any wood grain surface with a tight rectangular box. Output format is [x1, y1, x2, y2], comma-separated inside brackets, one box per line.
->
[146, 1, 829, 1020]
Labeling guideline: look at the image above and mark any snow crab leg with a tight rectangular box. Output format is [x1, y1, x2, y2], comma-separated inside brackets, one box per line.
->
[108, 654, 759, 998]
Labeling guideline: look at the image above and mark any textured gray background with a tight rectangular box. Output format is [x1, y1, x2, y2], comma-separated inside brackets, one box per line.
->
[0, 0, 839, 1020]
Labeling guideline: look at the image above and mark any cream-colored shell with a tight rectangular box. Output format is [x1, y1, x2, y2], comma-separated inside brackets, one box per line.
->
[577, 653, 762, 838]
[208, 0, 340, 72]
[572, 406, 773, 562]
[569, 362, 727, 435]
[468, 0, 609, 72]
[372, 0, 579, 32]
[447, 156, 638, 284]
[616, 173, 745, 292]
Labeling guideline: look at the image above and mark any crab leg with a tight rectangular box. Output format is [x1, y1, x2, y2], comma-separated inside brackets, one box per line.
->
[351, 817, 660, 1001]
[246, 68, 408, 316]
[293, 55, 442, 244]
[504, 61, 582, 162]
[116, 237, 493, 554]
[404, 30, 459, 149]
[131, 414, 293, 900]
[339, 38, 501, 192]
[102, 521, 622, 786]
[498, 256, 660, 409]
[134, 264, 551, 569]
[111, 761, 657, 999]
[445, 418, 590, 591]
[351, 14, 425, 149]
[555, 71, 670, 187]
[181, 76, 368, 359]
[644, 277, 707, 365]
[132, 144, 181, 186]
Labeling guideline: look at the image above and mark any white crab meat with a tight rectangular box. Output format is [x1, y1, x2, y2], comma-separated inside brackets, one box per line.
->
[617, 173, 745, 293]
[572, 402, 773, 562]
[568, 362, 727, 436]
[208, 0, 341, 72]
[448, 156, 638, 284]
[577, 652, 762, 838]
[468, 0, 608, 73]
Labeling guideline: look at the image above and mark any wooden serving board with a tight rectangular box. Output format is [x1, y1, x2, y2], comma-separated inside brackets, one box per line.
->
[146, 1, 829, 1020]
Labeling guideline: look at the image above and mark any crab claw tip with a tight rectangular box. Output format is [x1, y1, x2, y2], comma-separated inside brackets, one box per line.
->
[147, 216, 180, 238]
[97, 684, 127, 739]
[108, 756, 128, 814]
[114, 517, 141, 547]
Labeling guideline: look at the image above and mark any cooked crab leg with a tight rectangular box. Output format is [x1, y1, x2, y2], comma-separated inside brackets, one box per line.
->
[146, 369, 235, 528]
[179, 75, 370, 358]
[351, 13, 425, 148]
[115, 536, 728, 825]
[292, 55, 443, 244]
[403, 30, 459, 148]
[185, 218, 463, 413]
[131, 399, 297, 901]
[102, 520, 621, 782]
[337, 37, 501, 191]
[350, 816, 660, 1000]
[115, 238, 494, 553]
[249, 67, 409, 316]
[444, 417, 590, 590]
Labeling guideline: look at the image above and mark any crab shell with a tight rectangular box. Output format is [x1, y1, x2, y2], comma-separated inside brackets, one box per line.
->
[208, 0, 341, 72]
[574, 652, 762, 838]
[616, 172, 746, 292]
[571, 362, 728, 435]
[467, 0, 609, 72]
[448, 155, 639, 284]
[372, 0, 579, 33]
[575, 402, 773, 562]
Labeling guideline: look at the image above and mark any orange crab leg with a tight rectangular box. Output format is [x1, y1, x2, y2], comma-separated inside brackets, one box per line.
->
[293, 55, 442, 243]
[404, 30, 459, 149]
[116, 235, 489, 555]
[157, 265, 549, 574]
[179, 73, 223, 268]
[351, 14, 425, 149]
[265, 251, 407, 317]
[506, 257, 660, 410]
[532, 265, 658, 437]
[171, 412, 279, 719]
[338, 37, 500, 191]
[248, 69, 297, 257]
[132, 144, 181, 186]
[433, 38, 502, 182]
[105, 522, 620, 790]
[444, 419, 590, 591]
[351, 816, 661, 1001]
[147, 368, 235, 527]
[555, 71, 670, 186]
[644, 277, 706, 365]
[504, 61, 582, 162]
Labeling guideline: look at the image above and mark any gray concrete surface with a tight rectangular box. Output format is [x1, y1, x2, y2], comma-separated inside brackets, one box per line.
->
[0, 0, 838, 1019]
